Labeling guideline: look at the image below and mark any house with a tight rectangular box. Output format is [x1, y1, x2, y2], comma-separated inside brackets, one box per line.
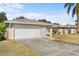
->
[52, 25, 77, 35]
[5, 18, 52, 40]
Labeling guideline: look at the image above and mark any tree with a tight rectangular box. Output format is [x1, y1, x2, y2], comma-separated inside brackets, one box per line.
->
[0, 12, 7, 22]
[53, 23, 60, 25]
[0, 12, 7, 40]
[64, 3, 79, 33]
[14, 16, 26, 20]
[38, 19, 51, 23]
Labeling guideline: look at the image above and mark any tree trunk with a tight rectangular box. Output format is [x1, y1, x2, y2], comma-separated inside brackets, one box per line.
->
[76, 4, 79, 33]
[77, 20, 79, 33]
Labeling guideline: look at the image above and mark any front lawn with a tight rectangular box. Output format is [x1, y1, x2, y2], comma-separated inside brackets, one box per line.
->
[53, 34, 79, 44]
[0, 40, 37, 56]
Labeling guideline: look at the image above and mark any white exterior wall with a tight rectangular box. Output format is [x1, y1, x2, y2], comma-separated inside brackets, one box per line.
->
[41, 26, 47, 37]
[50, 28, 52, 37]
[71, 29, 77, 34]
[8, 24, 14, 40]
[65, 29, 68, 35]
[59, 29, 63, 35]
[8, 24, 48, 40]
[8, 28, 14, 39]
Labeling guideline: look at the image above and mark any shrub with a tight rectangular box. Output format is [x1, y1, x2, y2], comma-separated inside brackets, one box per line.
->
[0, 23, 6, 40]
[52, 28, 59, 34]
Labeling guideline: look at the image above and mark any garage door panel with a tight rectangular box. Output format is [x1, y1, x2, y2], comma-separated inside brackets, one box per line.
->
[15, 28, 41, 39]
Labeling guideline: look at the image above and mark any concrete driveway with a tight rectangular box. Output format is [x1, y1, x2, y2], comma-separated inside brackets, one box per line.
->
[18, 38, 79, 56]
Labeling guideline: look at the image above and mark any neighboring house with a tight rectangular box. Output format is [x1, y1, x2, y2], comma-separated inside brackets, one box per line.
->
[5, 18, 52, 40]
[52, 25, 77, 35]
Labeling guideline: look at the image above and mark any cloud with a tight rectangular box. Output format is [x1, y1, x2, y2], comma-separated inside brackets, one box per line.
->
[25, 13, 45, 19]
[25, 12, 76, 25]
[0, 3, 25, 20]
[0, 3, 76, 25]
[0, 3, 24, 12]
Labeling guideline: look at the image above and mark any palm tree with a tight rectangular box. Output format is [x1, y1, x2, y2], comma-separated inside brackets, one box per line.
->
[64, 3, 79, 33]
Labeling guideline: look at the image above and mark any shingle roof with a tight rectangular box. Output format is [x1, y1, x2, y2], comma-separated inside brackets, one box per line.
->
[5, 18, 52, 26]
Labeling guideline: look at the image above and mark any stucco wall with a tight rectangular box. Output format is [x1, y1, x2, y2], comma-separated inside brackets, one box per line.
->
[8, 24, 49, 39]
[8, 25, 14, 40]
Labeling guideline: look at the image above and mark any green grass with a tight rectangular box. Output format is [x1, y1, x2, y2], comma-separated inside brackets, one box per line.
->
[53, 34, 79, 44]
[0, 40, 37, 56]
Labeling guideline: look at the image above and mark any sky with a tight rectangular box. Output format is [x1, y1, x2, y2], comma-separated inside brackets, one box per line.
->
[0, 3, 76, 25]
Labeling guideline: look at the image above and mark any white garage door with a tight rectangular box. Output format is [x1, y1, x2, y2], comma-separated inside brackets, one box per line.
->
[14, 24, 41, 39]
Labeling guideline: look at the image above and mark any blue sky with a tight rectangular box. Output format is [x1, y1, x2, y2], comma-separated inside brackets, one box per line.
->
[0, 3, 76, 25]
